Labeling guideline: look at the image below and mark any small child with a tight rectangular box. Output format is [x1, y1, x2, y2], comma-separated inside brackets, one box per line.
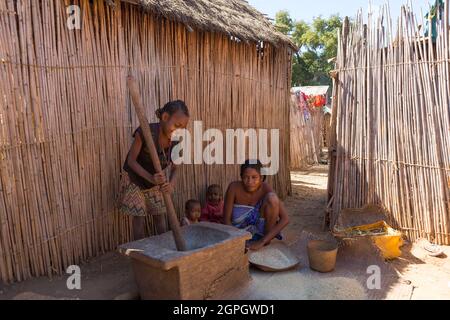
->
[182, 199, 201, 226]
[200, 185, 224, 224]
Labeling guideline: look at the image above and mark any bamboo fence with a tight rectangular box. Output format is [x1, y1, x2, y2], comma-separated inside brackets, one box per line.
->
[0, 0, 292, 283]
[328, 3, 450, 245]
[290, 94, 324, 169]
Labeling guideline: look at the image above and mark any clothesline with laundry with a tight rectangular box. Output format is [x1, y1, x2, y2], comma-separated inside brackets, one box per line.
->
[292, 89, 329, 122]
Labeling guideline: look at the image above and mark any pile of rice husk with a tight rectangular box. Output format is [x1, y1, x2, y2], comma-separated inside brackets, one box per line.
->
[248, 242, 300, 272]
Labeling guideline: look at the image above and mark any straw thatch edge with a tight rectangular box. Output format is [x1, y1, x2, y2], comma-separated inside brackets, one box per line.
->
[118, 0, 297, 49]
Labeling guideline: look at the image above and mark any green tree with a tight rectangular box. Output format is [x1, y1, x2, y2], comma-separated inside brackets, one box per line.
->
[275, 10, 294, 35]
[275, 12, 342, 86]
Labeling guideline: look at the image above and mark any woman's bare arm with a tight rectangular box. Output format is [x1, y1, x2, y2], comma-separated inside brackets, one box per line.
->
[223, 183, 237, 225]
[260, 201, 290, 246]
[127, 133, 164, 185]
[263, 182, 274, 194]
[160, 164, 178, 194]
[169, 164, 178, 185]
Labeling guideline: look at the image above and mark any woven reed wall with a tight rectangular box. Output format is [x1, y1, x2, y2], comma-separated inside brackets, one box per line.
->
[290, 95, 324, 169]
[0, 0, 292, 283]
[329, 5, 450, 245]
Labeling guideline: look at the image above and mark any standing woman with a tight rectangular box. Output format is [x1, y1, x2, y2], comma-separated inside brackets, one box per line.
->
[118, 100, 190, 240]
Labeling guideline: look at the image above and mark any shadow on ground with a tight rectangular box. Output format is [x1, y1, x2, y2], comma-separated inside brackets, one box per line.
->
[2, 166, 449, 300]
[222, 166, 423, 300]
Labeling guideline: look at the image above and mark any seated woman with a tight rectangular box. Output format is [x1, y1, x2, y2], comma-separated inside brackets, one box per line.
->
[224, 160, 290, 251]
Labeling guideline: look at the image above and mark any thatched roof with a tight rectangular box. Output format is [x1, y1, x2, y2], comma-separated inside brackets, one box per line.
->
[120, 0, 296, 49]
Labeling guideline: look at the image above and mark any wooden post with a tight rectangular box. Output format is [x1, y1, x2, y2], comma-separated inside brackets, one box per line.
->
[325, 16, 350, 229]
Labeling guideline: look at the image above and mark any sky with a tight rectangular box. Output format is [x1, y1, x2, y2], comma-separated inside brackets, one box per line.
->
[247, 0, 433, 23]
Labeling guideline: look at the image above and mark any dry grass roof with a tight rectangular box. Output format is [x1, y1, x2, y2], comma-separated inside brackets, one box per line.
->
[120, 0, 296, 49]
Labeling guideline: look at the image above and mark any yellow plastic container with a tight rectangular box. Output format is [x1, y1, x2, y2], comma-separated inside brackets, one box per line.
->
[334, 221, 403, 260]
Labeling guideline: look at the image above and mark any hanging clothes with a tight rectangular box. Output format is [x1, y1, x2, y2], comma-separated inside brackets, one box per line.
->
[425, 0, 444, 42]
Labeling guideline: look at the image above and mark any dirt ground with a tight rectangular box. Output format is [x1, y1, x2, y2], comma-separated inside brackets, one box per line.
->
[1, 165, 450, 300]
